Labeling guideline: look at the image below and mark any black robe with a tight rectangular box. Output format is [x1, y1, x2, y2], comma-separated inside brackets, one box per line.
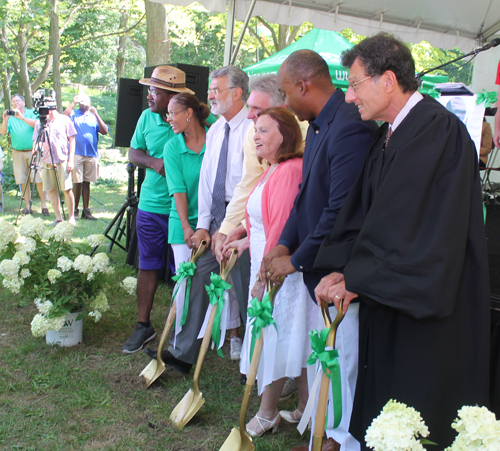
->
[314, 96, 490, 449]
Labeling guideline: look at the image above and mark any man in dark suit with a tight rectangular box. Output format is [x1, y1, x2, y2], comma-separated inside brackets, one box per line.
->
[262, 50, 376, 451]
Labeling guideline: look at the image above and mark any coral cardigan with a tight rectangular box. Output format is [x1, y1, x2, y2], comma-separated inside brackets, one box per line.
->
[245, 158, 303, 255]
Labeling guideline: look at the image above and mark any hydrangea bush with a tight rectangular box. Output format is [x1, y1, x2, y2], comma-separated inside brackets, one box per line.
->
[0, 217, 137, 336]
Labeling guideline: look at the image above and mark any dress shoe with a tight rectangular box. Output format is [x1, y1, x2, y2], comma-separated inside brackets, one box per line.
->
[246, 413, 280, 437]
[81, 208, 97, 220]
[143, 348, 192, 374]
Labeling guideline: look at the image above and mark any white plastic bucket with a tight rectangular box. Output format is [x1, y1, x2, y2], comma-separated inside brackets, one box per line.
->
[45, 311, 83, 347]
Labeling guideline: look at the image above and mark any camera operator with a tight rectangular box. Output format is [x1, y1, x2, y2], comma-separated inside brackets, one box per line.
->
[32, 108, 77, 226]
[0, 94, 49, 215]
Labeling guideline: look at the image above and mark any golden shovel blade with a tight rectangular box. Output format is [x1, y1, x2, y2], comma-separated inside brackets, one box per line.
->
[219, 426, 255, 451]
[170, 388, 205, 429]
[139, 358, 165, 389]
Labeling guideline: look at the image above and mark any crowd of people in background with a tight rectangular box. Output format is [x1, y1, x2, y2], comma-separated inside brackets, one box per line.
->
[1, 32, 497, 451]
[0, 92, 108, 225]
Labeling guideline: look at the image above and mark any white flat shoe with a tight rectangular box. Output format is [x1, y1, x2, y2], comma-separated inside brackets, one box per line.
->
[279, 409, 303, 424]
[246, 413, 280, 437]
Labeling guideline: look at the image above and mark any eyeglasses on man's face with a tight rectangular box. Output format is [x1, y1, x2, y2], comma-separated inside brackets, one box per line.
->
[207, 87, 236, 96]
[148, 88, 169, 98]
[347, 76, 373, 92]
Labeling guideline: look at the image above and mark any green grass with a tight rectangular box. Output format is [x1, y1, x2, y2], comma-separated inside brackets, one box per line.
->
[0, 151, 307, 450]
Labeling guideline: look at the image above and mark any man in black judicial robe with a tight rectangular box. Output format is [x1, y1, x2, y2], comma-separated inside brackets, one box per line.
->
[314, 33, 490, 449]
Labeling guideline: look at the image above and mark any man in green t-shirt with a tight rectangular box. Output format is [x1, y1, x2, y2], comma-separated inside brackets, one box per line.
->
[122, 66, 195, 354]
[0, 94, 49, 215]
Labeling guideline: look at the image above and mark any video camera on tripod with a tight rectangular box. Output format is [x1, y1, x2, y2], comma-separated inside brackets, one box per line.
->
[32, 88, 57, 125]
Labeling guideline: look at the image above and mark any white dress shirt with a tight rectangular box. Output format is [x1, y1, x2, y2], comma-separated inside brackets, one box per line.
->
[197, 105, 252, 231]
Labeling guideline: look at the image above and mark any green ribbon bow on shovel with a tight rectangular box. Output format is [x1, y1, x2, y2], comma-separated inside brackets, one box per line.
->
[477, 89, 498, 108]
[247, 293, 278, 362]
[307, 327, 343, 428]
[172, 261, 197, 326]
[205, 272, 232, 357]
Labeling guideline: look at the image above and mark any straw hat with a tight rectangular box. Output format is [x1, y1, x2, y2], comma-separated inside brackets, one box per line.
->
[139, 65, 194, 94]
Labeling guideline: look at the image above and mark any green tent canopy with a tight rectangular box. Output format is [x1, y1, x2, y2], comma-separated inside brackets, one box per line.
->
[243, 28, 353, 89]
[243, 28, 449, 92]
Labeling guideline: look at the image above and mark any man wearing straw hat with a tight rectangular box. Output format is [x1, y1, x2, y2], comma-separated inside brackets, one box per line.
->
[122, 65, 195, 354]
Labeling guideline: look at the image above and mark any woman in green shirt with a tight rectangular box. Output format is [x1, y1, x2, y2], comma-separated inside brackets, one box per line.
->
[163, 93, 210, 269]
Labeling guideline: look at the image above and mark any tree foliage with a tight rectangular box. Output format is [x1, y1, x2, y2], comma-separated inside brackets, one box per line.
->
[0, 0, 474, 113]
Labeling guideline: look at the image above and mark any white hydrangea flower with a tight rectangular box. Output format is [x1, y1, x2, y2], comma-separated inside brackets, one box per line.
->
[15, 236, 37, 254]
[122, 276, 137, 295]
[2, 277, 23, 293]
[18, 215, 45, 238]
[92, 253, 109, 273]
[35, 298, 54, 315]
[87, 234, 106, 248]
[50, 221, 74, 242]
[47, 315, 66, 332]
[47, 269, 62, 284]
[365, 400, 429, 451]
[88, 310, 102, 322]
[73, 255, 93, 274]
[57, 256, 73, 272]
[0, 259, 20, 279]
[20, 268, 31, 279]
[0, 219, 19, 252]
[91, 292, 110, 313]
[445, 406, 500, 451]
[31, 313, 51, 337]
[87, 272, 95, 281]
[12, 251, 30, 266]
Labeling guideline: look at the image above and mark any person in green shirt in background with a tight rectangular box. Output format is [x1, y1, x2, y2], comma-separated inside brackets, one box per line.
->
[0, 94, 49, 215]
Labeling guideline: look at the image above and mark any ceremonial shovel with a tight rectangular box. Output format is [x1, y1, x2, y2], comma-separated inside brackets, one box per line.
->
[139, 241, 207, 388]
[312, 300, 345, 451]
[219, 277, 284, 451]
[170, 248, 238, 430]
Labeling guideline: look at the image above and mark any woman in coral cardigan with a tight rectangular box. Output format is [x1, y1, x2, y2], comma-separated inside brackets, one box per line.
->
[226, 107, 317, 437]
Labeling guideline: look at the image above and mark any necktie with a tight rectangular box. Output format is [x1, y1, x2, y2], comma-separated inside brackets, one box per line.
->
[383, 126, 392, 150]
[210, 122, 230, 232]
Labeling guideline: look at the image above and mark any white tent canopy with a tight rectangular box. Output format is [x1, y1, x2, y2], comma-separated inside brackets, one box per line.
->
[152, 0, 500, 52]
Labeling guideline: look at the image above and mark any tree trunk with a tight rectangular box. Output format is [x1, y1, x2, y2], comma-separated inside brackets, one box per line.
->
[1, 66, 13, 110]
[1, 26, 12, 109]
[144, 0, 170, 67]
[50, 0, 62, 112]
[117, 9, 129, 80]
[16, 18, 33, 107]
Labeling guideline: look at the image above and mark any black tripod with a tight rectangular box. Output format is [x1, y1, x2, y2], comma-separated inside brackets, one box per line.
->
[100, 162, 138, 253]
[16, 116, 65, 225]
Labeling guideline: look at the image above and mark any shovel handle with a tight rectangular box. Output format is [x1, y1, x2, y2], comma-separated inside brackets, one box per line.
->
[157, 301, 177, 365]
[190, 240, 207, 264]
[192, 303, 217, 392]
[312, 300, 345, 450]
[220, 248, 238, 281]
[237, 278, 285, 432]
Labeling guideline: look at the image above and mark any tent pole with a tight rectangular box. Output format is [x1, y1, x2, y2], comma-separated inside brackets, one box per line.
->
[230, 0, 258, 66]
[223, 0, 236, 66]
